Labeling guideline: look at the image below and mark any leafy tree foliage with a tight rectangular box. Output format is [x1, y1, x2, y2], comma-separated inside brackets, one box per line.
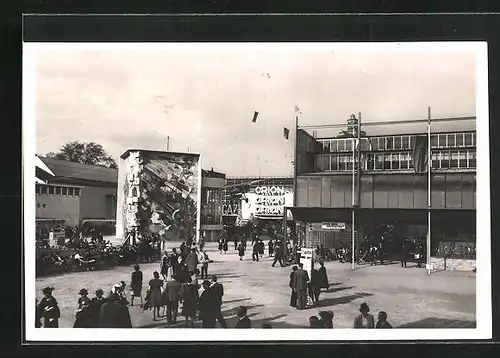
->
[46, 141, 117, 168]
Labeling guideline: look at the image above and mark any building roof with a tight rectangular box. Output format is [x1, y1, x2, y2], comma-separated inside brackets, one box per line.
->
[39, 157, 118, 185]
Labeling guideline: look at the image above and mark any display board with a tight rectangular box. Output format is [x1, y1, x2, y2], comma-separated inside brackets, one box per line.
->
[241, 185, 294, 220]
[116, 150, 202, 243]
[300, 247, 314, 279]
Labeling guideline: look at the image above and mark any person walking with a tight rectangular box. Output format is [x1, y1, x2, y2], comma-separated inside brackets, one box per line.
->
[222, 237, 228, 254]
[218, 236, 224, 254]
[272, 241, 285, 267]
[170, 248, 180, 277]
[38, 286, 60, 328]
[294, 263, 309, 310]
[401, 241, 409, 268]
[162, 274, 181, 324]
[148, 271, 164, 321]
[186, 248, 199, 276]
[376, 311, 393, 328]
[309, 266, 321, 306]
[198, 280, 217, 328]
[353, 302, 375, 328]
[268, 239, 274, 257]
[180, 276, 199, 328]
[210, 275, 228, 328]
[130, 264, 143, 307]
[237, 241, 245, 261]
[199, 249, 209, 279]
[234, 306, 251, 328]
[252, 241, 260, 262]
[160, 252, 169, 280]
[289, 266, 298, 308]
[318, 261, 329, 291]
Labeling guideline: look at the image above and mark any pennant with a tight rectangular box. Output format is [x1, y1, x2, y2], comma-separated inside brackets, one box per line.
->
[252, 111, 259, 123]
[413, 136, 428, 173]
[284, 127, 290, 140]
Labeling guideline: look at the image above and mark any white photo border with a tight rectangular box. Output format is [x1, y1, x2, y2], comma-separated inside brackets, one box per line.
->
[23, 41, 491, 342]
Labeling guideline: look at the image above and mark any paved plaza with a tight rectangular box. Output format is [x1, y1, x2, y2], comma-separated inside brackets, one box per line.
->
[35, 241, 476, 329]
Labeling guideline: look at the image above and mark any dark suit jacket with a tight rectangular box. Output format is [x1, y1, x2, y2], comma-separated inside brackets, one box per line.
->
[294, 269, 309, 291]
[211, 282, 224, 306]
[376, 320, 393, 328]
[165, 280, 181, 302]
[235, 316, 251, 328]
[198, 288, 217, 319]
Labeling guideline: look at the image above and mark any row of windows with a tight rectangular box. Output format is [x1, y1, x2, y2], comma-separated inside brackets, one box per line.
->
[314, 150, 476, 172]
[317, 132, 476, 154]
[36, 185, 81, 196]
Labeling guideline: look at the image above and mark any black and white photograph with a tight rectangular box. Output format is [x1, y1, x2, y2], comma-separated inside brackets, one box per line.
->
[23, 42, 491, 341]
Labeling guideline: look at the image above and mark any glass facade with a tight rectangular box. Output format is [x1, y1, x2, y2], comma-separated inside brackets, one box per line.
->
[314, 131, 476, 173]
[201, 187, 224, 225]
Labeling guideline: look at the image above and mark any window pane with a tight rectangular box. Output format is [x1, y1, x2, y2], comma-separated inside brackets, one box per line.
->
[384, 154, 391, 170]
[48, 186, 54, 194]
[338, 140, 344, 151]
[62, 187, 67, 195]
[402, 136, 410, 149]
[469, 151, 476, 168]
[394, 136, 402, 150]
[458, 151, 467, 168]
[323, 140, 330, 153]
[401, 153, 409, 169]
[74, 188, 81, 196]
[55, 186, 61, 195]
[322, 155, 330, 170]
[456, 133, 464, 147]
[450, 151, 459, 168]
[330, 155, 339, 171]
[441, 151, 450, 168]
[315, 155, 323, 171]
[410, 136, 416, 150]
[331, 140, 338, 152]
[345, 139, 352, 151]
[68, 187, 74, 195]
[409, 153, 414, 169]
[392, 153, 400, 169]
[339, 156, 347, 171]
[41, 186, 47, 194]
[472, 133, 476, 146]
[464, 133, 473, 146]
[430, 135, 438, 148]
[448, 134, 456, 148]
[385, 137, 393, 150]
[346, 155, 354, 171]
[431, 152, 439, 169]
[370, 138, 378, 151]
[438, 134, 446, 147]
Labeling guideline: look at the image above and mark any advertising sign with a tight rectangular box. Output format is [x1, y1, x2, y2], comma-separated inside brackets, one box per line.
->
[222, 202, 239, 216]
[300, 247, 314, 279]
[321, 222, 346, 231]
[116, 150, 201, 243]
[241, 185, 294, 220]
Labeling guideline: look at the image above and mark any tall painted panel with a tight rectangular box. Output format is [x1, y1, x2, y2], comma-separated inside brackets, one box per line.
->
[116, 150, 201, 243]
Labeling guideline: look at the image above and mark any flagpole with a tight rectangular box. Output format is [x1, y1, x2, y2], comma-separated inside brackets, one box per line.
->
[351, 115, 356, 271]
[427, 107, 432, 275]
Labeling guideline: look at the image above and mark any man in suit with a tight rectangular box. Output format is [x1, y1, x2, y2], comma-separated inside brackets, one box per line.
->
[198, 280, 217, 328]
[235, 306, 251, 328]
[186, 248, 199, 276]
[294, 263, 310, 310]
[210, 275, 228, 328]
[164, 275, 182, 324]
[272, 241, 285, 267]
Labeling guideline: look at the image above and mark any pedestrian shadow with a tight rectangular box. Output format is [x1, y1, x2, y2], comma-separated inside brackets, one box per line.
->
[397, 317, 476, 328]
[222, 298, 251, 305]
[317, 292, 374, 308]
[222, 313, 288, 329]
[216, 274, 247, 280]
[328, 282, 342, 287]
[322, 286, 355, 294]
[220, 303, 264, 317]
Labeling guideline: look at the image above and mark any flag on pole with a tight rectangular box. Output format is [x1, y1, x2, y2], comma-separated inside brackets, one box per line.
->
[413, 135, 429, 173]
[294, 105, 302, 114]
[283, 127, 290, 140]
[252, 111, 259, 123]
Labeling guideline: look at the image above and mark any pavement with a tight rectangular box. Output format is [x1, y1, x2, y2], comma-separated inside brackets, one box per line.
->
[35, 240, 476, 329]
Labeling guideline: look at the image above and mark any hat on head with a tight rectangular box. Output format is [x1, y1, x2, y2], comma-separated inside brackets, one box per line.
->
[42, 286, 54, 295]
[79, 288, 88, 296]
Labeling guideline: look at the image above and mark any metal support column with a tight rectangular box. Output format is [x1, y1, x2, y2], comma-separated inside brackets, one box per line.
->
[427, 107, 432, 275]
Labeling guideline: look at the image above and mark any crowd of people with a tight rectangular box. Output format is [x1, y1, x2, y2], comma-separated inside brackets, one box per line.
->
[36, 227, 162, 277]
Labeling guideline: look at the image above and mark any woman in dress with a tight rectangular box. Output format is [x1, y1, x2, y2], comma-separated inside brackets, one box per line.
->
[38, 286, 60, 328]
[237, 241, 245, 261]
[179, 275, 199, 327]
[148, 271, 164, 321]
[73, 288, 92, 328]
[160, 252, 169, 280]
[222, 237, 228, 254]
[318, 261, 329, 291]
[130, 264, 143, 307]
[218, 237, 224, 254]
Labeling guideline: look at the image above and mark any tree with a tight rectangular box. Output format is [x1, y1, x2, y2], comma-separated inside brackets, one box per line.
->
[46, 141, 118, 168]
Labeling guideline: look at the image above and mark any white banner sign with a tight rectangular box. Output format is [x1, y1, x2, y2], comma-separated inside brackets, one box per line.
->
[241, 186, 293, 219]
[300, 247, 313, 279]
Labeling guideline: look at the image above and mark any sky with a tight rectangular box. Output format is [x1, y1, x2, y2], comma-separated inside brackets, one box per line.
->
[34, 44, 478, 177]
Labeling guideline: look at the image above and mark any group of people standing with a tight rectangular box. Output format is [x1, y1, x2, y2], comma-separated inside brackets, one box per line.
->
[289, 261, 329, 310]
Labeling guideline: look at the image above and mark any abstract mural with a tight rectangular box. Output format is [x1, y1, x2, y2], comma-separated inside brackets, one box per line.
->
[116, 150, 201, 244]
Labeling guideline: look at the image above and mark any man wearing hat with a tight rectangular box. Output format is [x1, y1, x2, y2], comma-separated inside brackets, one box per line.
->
[293, 263, 310, 310]
[38, 287, 60, 328]
[130, 264, 143, 307]
[198, 280, 217, 328]
[89, 289, 106, 327]
[353, 302, 375, 328]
